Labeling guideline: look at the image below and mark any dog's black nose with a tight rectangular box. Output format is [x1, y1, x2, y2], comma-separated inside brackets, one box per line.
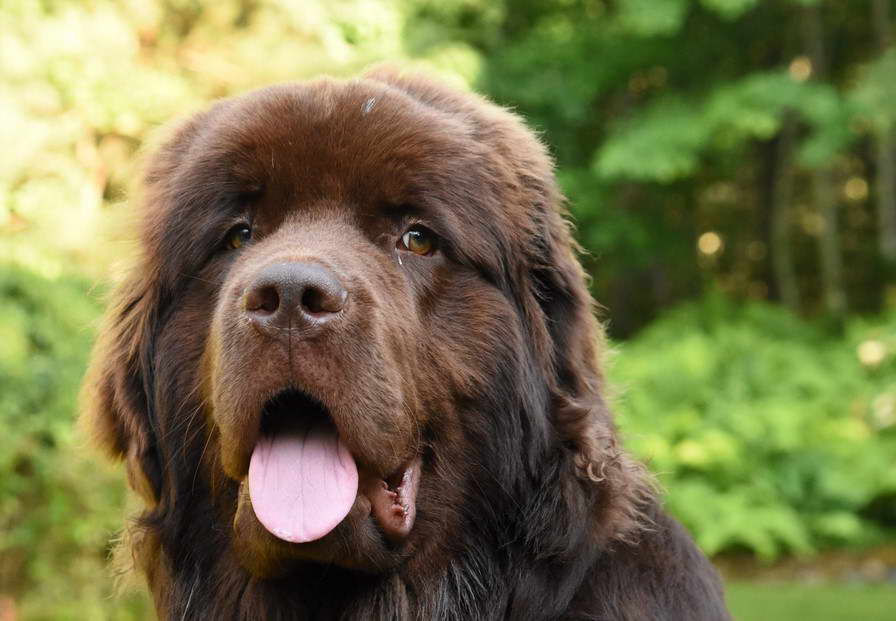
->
[245, 262, 347, 336]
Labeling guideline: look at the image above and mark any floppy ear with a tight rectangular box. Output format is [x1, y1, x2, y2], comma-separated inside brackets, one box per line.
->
[529, 209, 609, 464]
[81, 263, 164, 504]
[80, 110, 213, 505]
[529, 202, 652, 540]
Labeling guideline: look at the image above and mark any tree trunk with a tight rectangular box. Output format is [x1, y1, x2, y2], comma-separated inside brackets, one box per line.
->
[872, 0, 896, 264]
[875, 135, 896, 263]
[813, 172, 847, 316]
[770, 120, 800, 311]
[803, 2, 847, 319]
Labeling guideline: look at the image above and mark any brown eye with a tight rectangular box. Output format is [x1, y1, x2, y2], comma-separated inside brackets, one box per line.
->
[399, 226, 437, 256]
[226, 225, 252, 250]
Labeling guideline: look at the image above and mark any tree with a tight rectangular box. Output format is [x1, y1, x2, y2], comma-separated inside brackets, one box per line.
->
[408, 0, 894, 335]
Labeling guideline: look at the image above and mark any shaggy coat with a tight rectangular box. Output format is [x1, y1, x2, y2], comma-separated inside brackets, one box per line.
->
[82, 70, 730, 620]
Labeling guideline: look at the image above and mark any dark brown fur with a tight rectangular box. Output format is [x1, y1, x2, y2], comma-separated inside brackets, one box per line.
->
[82, 69, 730, 620]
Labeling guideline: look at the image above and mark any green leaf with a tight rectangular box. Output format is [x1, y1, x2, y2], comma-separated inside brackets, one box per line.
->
[616, 0, 689, 37]
[850, 49, 896, 132]
[700, 0, 759, 20]
[594, 97, 712, 182]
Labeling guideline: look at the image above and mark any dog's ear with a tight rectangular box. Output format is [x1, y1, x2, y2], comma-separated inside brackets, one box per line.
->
[527, 203, 609, 459]
[446, 93, 656, 539]
[526, 188, 652, 540]
[80, 111, 213, 504]
[81, 263, 164, 504]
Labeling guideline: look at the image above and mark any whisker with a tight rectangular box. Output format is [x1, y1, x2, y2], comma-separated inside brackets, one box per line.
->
[176, 272, 218, 287]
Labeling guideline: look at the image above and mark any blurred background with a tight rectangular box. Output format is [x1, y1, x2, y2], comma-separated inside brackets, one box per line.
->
[1, 0, 895, 619]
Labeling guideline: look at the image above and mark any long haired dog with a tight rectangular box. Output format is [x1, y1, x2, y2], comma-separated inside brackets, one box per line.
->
[83, 70, 730, 620]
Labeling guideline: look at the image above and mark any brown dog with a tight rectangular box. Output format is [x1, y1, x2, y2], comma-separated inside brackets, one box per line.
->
[82, 69, 730, 620]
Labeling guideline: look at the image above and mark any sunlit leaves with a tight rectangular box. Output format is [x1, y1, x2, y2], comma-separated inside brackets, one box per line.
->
[594, 70, 860, 182]
[700, 0, 759, 19]
[616, 0, 689, 37]
[595, 97, 711, 182]
[851, 49, 896, 133]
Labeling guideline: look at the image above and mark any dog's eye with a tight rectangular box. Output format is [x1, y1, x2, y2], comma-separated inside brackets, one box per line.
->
[399, 226, 437, 256]
[226, 225, 252, 250]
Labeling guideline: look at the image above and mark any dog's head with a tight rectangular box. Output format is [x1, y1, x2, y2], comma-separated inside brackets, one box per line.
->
[82, 70, 644, 581]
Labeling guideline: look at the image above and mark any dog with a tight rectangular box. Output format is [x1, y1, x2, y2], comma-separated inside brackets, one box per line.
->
[82, 69, 730, 620]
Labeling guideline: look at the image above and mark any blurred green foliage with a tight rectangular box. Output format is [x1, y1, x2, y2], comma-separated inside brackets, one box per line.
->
[2, 0, 896, 617]
[427, 0, 896, 333]
[611, 293, 896, 560]
[0, 265, 149, 619]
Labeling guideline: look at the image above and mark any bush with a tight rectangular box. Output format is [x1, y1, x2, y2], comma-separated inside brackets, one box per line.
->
[0, 263, 148, 620]
[611, 293, 896, 560]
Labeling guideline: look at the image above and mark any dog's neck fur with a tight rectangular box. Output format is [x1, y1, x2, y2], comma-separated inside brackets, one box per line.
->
[156, 543, 590, 621]
[140, 495, 725, 621]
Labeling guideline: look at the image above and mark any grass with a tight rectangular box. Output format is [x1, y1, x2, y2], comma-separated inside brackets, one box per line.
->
[726, 582, 896, 621]
[13, 580, 896, 618]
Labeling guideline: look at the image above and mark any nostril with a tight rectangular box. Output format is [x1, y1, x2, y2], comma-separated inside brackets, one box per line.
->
[245, 263, 347, 332]
[301, 286, 346, 315]
[246, 285, 280, 315]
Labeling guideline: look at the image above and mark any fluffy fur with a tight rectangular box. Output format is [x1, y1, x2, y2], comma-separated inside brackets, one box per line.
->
[82, 69, 730, 620]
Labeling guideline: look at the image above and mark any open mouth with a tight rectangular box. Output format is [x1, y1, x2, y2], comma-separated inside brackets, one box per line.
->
[247, 390, 420, 545]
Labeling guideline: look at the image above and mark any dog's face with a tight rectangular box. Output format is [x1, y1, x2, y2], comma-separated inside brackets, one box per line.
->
[84, 72, 633, 585]
[201, 79, 542, 574]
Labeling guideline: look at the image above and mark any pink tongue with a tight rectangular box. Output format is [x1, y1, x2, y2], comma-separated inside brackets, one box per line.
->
[248, 420, 358, 543]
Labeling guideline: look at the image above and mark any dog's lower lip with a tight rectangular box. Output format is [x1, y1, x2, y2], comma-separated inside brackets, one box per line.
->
[385, 466, 407, 491]
[368, 457, 422, 544]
